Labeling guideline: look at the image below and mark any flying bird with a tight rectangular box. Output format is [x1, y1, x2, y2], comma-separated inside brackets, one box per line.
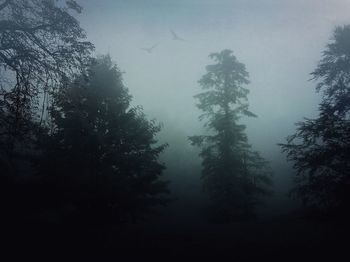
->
[170, 29, 185, 41]
[140, 43, 159, 53]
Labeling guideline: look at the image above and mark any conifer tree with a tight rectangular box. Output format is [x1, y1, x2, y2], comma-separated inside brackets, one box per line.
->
[38, 55, 169, 225]
[190, 50, 272, 222]
[281, 25, 350, 216]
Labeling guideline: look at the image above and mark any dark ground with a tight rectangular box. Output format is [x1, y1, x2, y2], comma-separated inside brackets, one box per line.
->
[3, 192, 349, 259]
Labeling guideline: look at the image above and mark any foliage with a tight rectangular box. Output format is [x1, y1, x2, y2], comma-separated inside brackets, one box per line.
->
[0, 0, 93, 86]
[280, 25, 350, 215]
[37, 55, 169, 225]
[0, 0, 93, 167]
[190, 50, 272, 222]
[0, 1, 93, 226]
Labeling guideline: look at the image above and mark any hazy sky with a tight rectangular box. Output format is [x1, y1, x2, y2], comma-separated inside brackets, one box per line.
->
[77, 0, 350, 160]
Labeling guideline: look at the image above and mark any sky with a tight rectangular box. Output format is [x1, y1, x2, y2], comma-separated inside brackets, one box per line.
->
[77, 0, 350, 194]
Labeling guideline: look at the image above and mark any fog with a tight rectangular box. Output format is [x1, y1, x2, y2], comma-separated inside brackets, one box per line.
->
[79, 0, 349, 217]
[2, 0, 350, 255]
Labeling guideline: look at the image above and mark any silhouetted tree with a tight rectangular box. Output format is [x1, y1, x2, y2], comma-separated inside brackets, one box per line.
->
[280, 25, 350, 216]
[38, 55, 169, 226]
[190, 50, 272, 222]
[0, 0, 93, 227]
[0, 0, 93, 175]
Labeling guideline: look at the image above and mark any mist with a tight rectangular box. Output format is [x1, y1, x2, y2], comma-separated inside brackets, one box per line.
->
[1, 0, 350, 257]
[79, 0, 346, 216]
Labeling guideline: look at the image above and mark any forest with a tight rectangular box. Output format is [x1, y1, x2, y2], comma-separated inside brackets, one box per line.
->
[0, 0, 349, 257]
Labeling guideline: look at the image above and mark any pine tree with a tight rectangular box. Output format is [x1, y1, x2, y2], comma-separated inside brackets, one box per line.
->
[38, 55, 169, 225]
[280, 25, 350, 216]
[190, 50, 272, 222]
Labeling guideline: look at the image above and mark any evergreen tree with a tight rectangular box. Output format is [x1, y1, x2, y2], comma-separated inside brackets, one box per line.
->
[280, 25, 350, 216]
[190, 50, 272, 222]
[38, 55, 169, 225]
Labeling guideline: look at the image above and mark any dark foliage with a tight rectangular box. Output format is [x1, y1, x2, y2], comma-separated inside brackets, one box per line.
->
[280, 25, 350, 216]
[36, 55, 169, 226]
[0, 0, 93, 176]
[190, 50, 272, 222]
[0, 0, 93, 230]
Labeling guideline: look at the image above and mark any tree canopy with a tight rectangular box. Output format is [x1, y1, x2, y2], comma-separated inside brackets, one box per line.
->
[0, 0, 93, 85]
[0, 0, 93, 162]
[190, 50, 272, 222]
[37, 55, 169, 225]
[280, 25, 350, 215]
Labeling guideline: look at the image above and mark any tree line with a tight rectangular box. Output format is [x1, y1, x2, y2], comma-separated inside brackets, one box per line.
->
[0, 0, 349, 228]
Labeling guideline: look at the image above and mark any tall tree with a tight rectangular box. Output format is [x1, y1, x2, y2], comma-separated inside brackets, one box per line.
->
[280, 25, 350, 216]
[0, 0, 92, 89]
[0, 0, 93, 173]
[37, 55, 169, 225]
[190, 50, 272, 222]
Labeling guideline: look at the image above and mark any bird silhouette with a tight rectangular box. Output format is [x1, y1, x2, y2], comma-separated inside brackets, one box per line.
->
[140, 43, 159, 53]
[170, 29, 185, 41]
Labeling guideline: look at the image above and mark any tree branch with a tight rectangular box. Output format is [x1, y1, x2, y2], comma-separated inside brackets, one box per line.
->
[0, 0, 11, 12]
[0, 20, 53, 33]
[0, 50, 16, 69]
